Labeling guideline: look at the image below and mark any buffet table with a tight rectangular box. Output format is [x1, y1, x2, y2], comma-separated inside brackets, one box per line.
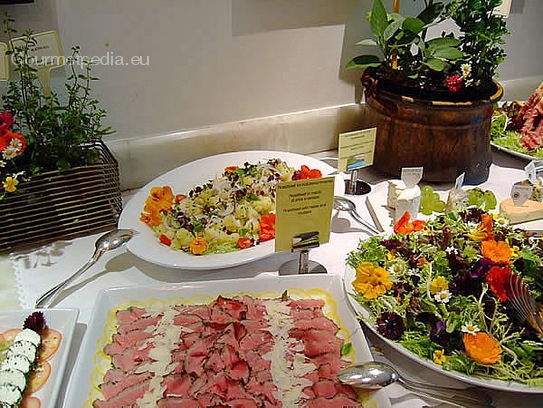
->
[1, 149, 542, 408]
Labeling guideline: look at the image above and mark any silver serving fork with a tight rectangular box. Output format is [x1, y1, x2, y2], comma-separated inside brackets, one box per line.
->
[506, 273, 543, 335]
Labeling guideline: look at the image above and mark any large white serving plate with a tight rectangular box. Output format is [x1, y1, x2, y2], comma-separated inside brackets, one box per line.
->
[344, 266, 543, 393]
[119, 150, 341, 270]
[491, 141, 537, 161]
[63, 274, 391, 408]
[0, 308, 79, 408]
[490, 100, 542, 161]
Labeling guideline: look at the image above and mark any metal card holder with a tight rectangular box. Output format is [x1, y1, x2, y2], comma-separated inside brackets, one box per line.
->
[278, 231, 327, 275]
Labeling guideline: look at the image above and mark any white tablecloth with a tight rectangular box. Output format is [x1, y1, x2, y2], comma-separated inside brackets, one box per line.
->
[8, 150, 543, 407]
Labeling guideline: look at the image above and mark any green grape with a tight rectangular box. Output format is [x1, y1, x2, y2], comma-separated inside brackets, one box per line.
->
[421, 185, 434, 196]
[483, 191, 497, 210]
[433, 200, 446, 212]
[420, 202, 433, 215]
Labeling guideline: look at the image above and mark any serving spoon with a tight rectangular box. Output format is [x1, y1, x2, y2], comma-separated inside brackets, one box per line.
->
[333, 196, 380, 235]
[35, 228, 136, 309]
[338, 361, 495, 408]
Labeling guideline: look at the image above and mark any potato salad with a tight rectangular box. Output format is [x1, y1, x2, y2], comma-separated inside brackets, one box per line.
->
[140, 158, 322, 255]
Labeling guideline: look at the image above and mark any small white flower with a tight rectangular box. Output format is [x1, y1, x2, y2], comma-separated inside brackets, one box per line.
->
[408, 268, 420, 276]
[461, 63, 472, 78]
[9, 138, 23, 150]
[388, 263, 402, 275]
[445, 246, 457, 254]
[2, 145, 19, 160]
[0, 159, 5, 167]
[434, 289, 452, 304]
[462, 322, 480, 335]
[493, 214, 509, 227]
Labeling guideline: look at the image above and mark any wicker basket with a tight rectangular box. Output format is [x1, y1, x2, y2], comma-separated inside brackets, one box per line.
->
[0, 141, 122, 253]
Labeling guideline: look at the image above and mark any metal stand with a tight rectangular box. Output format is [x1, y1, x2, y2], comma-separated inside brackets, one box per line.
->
[344, 169, 372, 196]
[278, 248, 327, 275]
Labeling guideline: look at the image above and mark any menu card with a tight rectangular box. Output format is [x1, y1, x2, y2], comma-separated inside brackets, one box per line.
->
[274, 177, 335, 252]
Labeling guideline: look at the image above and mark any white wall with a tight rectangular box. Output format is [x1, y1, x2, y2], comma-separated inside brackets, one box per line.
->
[1, 0, 542, 145]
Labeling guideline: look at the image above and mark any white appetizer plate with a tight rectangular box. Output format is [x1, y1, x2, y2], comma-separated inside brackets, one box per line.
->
[0, 308, 79, 408]
[344, 265, 543, 393]
[119, 150, 342, 270]
[63, 274, 390, 408]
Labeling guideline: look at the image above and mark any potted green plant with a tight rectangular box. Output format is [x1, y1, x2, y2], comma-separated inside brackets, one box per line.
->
[0, 14, 122, 252]
[347, 0, 509, 183]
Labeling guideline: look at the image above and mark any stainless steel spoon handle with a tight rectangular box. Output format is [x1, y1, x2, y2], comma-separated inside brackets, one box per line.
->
[35, 248, 104, 309]
[349, 208, 381, 235]
[398, 378, 494, 408]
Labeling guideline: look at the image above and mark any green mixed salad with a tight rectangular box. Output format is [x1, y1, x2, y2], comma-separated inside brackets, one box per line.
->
[491, 102, 543, 158]
[347, 208, 543, 386]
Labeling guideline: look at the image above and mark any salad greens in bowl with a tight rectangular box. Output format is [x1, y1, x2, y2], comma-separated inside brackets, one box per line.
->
[346, 208, 543, 390]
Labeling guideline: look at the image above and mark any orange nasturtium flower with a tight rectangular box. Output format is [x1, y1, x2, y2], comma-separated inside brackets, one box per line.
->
[140, 186, 174, 226]
[224, 165, 239, 174]
[486, 265, 512, 302]
[463, 332, 502, 364]
[481, 240, 512, 265]
[466, 213, 494, 242]
[393, 212, 426, 235]
[352, 262, 393, 299]
[298, 165, 323, 179]
[189, 237, 208, 255]
[259, 213, 276, 242]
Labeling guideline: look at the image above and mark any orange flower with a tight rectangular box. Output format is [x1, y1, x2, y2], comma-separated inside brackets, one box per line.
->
[224, 165, 239, 174]
[189, 237, 208, 255]
[467, 213, 494, 241]
[259, 213, 276, 241]
[481, 240, 512, 264]
[393, 212, 426, 234]
[140, 186, 174, 226]
[463, 332, 502, 364]
[486, 265, 512, 302]
[353, 261, 393, 299]
[297, 165, 322, 179]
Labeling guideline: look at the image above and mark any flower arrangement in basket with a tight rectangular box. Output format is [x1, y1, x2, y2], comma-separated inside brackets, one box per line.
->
[0, 13, 113, 199]
[0, 14, 121, 252]
[347, 0, 510, 102]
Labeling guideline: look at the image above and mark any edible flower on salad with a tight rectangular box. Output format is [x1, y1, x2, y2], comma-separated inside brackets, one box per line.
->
[463, 332, 502, 364]
[393, 211, 426, 234]
[352, 262, 392, 300]
[466, 213, 494, 241]
[189, 237, 208, 255]
[480, 240, 512, 264]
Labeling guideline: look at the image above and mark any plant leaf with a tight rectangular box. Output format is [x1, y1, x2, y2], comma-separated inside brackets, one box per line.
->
[417, 2, 445, 24]
[432, 47, 464, 60]
[424, 58, 445, 71]
[384, 19, 403, 41]
[402, 17, 425, 34]
[355, 39, 378, 46]
[427, 37, 461, 49]
[370, 0, 388, 38]
[346, 55, 382, 69]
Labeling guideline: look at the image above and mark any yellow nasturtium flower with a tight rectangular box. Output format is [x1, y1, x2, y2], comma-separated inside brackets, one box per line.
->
[2, 176, 18, 193]
[430, 276, 449, 295]
[433, 349, 447, 365]
[352, 262, 393, 299]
